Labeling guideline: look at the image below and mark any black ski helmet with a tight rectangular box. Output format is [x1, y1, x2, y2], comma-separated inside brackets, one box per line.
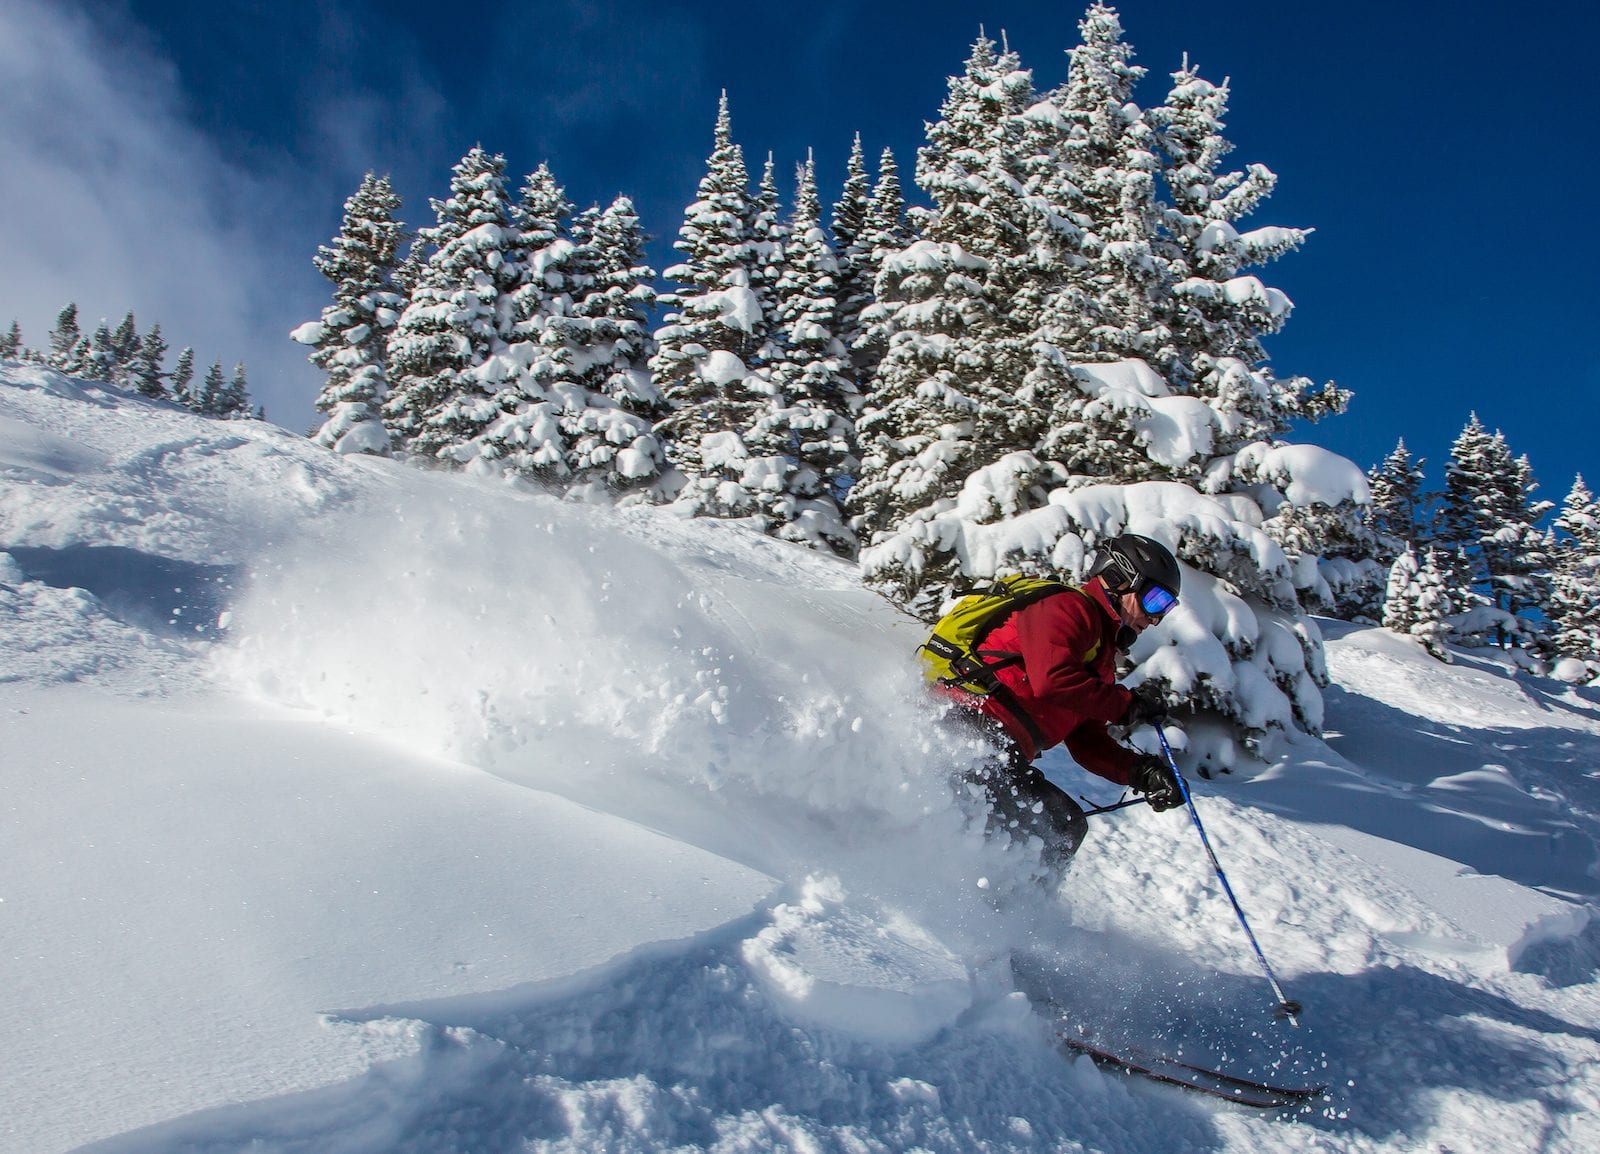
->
[1091, 533, 1181, 597]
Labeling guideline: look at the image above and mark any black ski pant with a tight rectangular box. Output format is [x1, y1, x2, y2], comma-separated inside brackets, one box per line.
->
[948, 711, 1088, 878]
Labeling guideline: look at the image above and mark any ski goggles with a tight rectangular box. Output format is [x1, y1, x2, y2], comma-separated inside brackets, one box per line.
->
[1138, 582, 1178, 618]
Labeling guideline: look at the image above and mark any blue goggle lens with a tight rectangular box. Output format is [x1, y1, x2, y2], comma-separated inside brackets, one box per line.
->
[1140, 583, 1178, 617]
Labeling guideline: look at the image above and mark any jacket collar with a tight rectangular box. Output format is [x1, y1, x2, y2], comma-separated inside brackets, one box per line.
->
[1085, 576, 1124, 626]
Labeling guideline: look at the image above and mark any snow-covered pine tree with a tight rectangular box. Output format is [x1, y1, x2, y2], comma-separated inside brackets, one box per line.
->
[1437, 412, 1499, 608]
[384, 148, 522, 464]
[750, 153, 859, 555]
[1550, 475, 1600, 663]
[1367, 438, 1428, 550]
[1437, 414, 1551, 646]
[1, 321, 22, 360]
[1498, 452, 1554, 628]
[129, 322, 168, 398]
[848, 146, 911, 394]
[572, 197, 663, 416]
[107, 313, 141, 387]
[218, 362, 252, 419]
[1383, 544, 1453, 660]
[560, 195, 668, 500]
[295, 173, 406, 455]
[749, 153, 789, 369]
[473, 163, 580, 483]
[459, 169, 670, 500]
[851, 33, 1051, 606]
[650, 94, 774, 514]
[1019, 5, 1176, 484]
[1225, 442, 1382, 619]
[170, 347, 196, 407]
[830, 135, 874, 380]
[47, 304, 81, 371]
[851, 8, 1370, 768]
[1019, 1, 1164, 378]
[91, 321, 123, 381]
[1147, 57, 1340, 453]
[195, 359, 226, 415]
[67, 336, 95, 378]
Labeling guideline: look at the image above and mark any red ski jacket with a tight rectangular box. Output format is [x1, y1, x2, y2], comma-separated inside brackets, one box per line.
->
[947, 578, 1135, 784]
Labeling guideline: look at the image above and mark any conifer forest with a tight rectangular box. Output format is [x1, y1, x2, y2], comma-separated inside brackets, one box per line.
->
[10, 3, 1594, 763]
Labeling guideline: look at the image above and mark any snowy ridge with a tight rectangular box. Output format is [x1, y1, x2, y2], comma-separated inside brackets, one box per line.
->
[4, 363, 1600, 1154]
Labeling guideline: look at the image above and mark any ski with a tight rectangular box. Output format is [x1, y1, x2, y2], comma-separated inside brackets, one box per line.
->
[1053, 1030, 1328, 1109]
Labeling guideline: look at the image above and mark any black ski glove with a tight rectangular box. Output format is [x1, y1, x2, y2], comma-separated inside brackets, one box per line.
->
[1121, 682, 1168, 729]
[1130, 754, 1184, 812]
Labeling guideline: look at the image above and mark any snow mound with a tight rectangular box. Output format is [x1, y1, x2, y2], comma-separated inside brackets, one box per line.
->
[741, 876, 971, 1045]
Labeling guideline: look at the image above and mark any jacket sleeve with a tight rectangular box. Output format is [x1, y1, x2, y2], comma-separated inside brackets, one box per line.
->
[1064, 725, 1136, 786]
[1016, 593, 1132, 724]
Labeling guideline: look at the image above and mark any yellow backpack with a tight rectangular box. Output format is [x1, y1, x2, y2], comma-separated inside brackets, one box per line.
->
[920, 576, 1098, 749]
[920, 576, 1100, 691]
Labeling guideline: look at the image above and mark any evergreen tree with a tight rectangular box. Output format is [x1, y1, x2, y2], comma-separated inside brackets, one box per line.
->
[1367, 438, 1428, 550]
[561, 195, 668, 499]
[109, 312, 141, 383]
[48, 304, 81, 370]
[850, 33, 1049, 601]
[849, 146, 911, 391]
[1438, 415, 1497, 558]
[1498, 452, 1554, 624]
[384, 148, 522, 463]
[830, 134, 874, 377]
[752, 154, 859, 554]
[850, 9, 1367, 758]
[171, 347, 196, 407]
[211, 362, 251, 418]
[572, 196, 663, 417]
[454, 168, 669, 499]
[471, 163, 578, 481]
[196, 359, 226, 415]
[67, 336, 94, 377]
[129, 322, 168, 398]
[749, 152, 788, 367]
[1047, 2, 1162, 363]
[85, 322, 116, 381]
[1147, 58, 1338, 450]
[1, 321, 21, 360]
[299, 172, 406, 455]
[650, 94, 771, 508]
[1550, 475, 1600, 661]
[1438, 413, 1552, 642]
[1017, 5, 1180, 483]
[1383, 544, 1453, 660]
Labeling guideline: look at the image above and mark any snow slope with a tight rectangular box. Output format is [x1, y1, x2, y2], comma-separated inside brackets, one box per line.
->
[4, 363, 1599, 1154]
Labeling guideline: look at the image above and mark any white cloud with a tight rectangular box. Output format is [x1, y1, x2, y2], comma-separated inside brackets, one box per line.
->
[0, 0, 324, 429]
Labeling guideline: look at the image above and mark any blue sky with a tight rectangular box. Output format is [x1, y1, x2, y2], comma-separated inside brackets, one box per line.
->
[3, 0, 1595, 502]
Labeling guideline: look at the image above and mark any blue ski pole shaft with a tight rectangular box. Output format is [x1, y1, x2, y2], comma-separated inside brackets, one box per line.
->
[1155, 727, 1302, 1027]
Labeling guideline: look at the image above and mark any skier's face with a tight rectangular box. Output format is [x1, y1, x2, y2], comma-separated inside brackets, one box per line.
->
[1118, 588, 1163, 633]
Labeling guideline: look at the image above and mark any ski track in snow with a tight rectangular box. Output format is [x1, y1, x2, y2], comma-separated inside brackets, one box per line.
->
[5, 365, 1600, 1154]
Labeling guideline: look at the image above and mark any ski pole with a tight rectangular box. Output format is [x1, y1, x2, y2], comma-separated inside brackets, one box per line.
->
[1080, 794, 1149, 818]
[1155, 726, 1303, 1027]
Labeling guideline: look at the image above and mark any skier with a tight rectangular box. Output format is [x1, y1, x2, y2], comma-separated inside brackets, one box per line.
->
[941, 534, 1186, 878]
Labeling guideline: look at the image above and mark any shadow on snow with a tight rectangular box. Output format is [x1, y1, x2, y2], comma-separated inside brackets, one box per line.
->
[71, 911, 1600, 1154]
[6, 544, 241, 638]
